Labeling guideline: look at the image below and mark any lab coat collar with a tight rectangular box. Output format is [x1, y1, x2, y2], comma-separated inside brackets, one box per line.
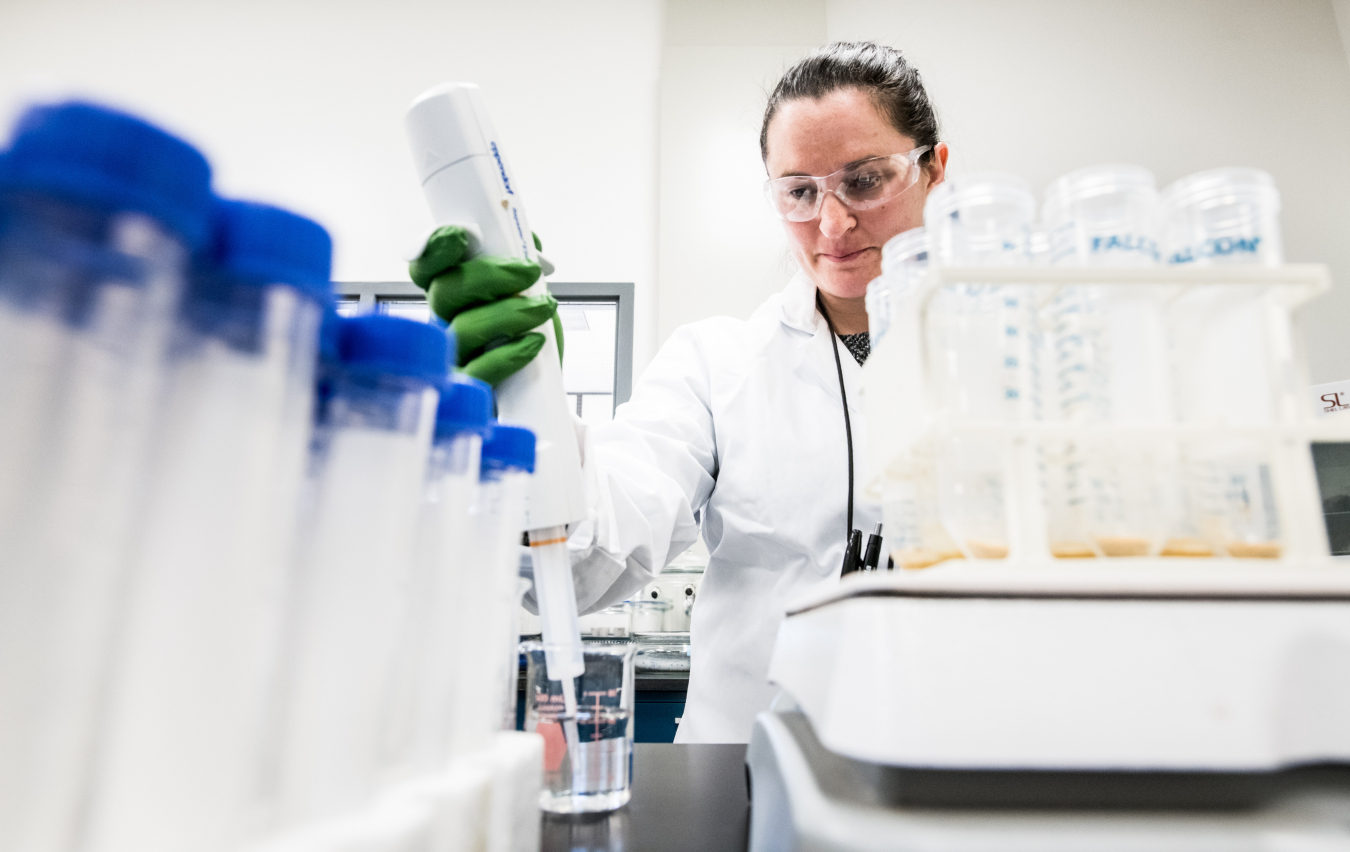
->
[779, 270, 823, 335]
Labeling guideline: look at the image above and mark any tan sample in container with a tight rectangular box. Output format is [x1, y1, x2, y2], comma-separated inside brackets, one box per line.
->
[966, 539, 1009, 559]
[1160, 537, 1215, 558]
[895, 548, 965, 570]
[1094, 536, 1151, 557]
[1226, 541, 1281, 559]
[1050, 541, 1096, 559]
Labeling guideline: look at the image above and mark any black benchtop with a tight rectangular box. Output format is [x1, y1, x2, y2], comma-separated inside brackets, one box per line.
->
[633, 670, 690, 692]
[540, 744, 749, 852]
[518, 668, 689, 693]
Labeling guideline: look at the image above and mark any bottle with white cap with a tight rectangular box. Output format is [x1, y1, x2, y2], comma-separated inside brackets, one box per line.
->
[268, 315, 445, 830]
[85, 199, 332, 852]
[0, 101, 212, 852]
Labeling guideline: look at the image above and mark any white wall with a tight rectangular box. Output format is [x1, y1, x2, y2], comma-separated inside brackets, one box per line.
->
[658, 0, 1350, 384]
[0, 0, 663, 372]
[4, 0, 1350, 383]
[657, 0, 823, 341]
[829, 0, 1350, 385]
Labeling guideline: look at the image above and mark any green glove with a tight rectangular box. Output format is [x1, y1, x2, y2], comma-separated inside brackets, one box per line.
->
[409, 227, 564, 387]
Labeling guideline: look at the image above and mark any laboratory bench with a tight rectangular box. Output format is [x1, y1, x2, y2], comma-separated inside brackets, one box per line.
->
[516, 667, 690, 743]
[539, 744, 749, 852]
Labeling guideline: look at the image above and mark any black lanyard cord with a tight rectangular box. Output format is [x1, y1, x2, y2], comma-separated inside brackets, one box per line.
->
[815, 291, 854, 539]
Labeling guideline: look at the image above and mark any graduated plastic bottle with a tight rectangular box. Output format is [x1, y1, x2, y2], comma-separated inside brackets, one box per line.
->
[0, 102, 212, 852]
[922, 173, 1036, 561]
[268, 316, 445, 828]
[1041, 165, 1171, 558]
[868, 226, 928, 352]
[84, 201, 331, 852]
[1162, 169, 1285, 558]
[871, 227, 930, 563]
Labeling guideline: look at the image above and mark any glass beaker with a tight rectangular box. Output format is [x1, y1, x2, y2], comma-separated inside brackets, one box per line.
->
[630, 597, 671, 634]
[522, 640, 635, 814]
[653, 569, 701, 632]
[633, 633, 691, 672]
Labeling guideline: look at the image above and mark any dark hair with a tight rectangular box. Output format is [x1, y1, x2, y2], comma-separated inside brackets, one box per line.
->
[760, 42, 940, 166]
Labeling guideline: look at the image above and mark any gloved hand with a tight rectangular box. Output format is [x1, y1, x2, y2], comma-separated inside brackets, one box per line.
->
[409, 226, 563, 387]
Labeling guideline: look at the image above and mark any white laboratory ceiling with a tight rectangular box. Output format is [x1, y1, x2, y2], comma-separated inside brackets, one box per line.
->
[2, 1, 1350, 382]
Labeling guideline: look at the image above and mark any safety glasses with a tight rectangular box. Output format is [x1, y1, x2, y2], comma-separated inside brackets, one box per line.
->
[764, 146, 933, 223]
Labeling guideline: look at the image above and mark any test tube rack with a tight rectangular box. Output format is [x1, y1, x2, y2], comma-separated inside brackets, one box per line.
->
[859, 262, 1350, 595]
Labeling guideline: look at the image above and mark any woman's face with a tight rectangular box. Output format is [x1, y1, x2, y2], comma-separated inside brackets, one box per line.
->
[765, 88, 946, 300]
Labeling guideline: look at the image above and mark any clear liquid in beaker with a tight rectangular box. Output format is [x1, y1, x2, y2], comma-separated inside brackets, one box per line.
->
[523, 641, 634, 814]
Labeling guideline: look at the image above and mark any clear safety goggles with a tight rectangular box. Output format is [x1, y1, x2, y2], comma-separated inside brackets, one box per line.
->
[763, 146, 933, 223]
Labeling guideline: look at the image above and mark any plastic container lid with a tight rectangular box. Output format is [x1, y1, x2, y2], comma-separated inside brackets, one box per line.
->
[210, 199, 333, 304]
[1160, 168, 1280, 213]
[0, 101, 213, 248]
[881, 226, 930, 277]
[436, 374, 493, 437]
[481, 423, 536, 474]
[337, 315, 448, 386]
[1042, 164, 1156, 222]
[924, 172, 1035, 223]
[317, 304, 342, 365]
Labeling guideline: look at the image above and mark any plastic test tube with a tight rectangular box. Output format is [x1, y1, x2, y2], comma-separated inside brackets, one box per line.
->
[382, 375, 491, 780]
[84, 200, 332, 852]
[268, 316, 445, 829]
[0, 102, 212, 852]
[447, 424, 536, 759]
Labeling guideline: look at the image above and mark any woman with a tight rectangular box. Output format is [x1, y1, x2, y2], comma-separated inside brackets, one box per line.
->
[411, 42, 949, 743]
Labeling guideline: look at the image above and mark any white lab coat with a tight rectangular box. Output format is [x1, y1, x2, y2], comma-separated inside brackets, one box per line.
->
[564, 271, 883, 743]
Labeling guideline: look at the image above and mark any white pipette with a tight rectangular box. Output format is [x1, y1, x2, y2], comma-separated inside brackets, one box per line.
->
[406, 83, 588, 788]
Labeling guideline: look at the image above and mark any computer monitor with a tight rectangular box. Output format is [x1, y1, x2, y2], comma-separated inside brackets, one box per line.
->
[334, 281, 635, 422]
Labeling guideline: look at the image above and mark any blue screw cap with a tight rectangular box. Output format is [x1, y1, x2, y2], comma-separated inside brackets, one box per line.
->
[436, 374, 492, 438]
[0, 101, 213, 248]
[317, 304, 342, 365]
[210, 199, 333, 305]
[337, 315, 448, 386]
[482, 423, 536, 475]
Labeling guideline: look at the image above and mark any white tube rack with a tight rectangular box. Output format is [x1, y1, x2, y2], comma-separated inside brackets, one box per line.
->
[859, 263, 1350, 588]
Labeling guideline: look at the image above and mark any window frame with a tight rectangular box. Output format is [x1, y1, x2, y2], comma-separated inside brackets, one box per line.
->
[333, 281, 635, 407]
